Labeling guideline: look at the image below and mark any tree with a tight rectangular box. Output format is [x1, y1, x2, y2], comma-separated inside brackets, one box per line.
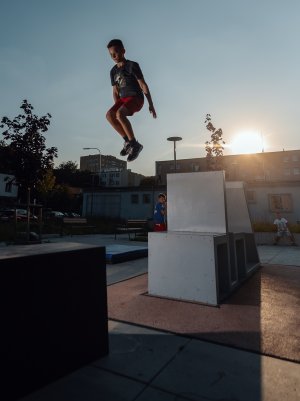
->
[0, 140, 13, 173]
[54, 161, 92, 187]
[0, 100, 58, 201]
[204, 114, 225, 171]
[35, 169, 56, 207]
[58, 161, 78, 172]
[140, 176, 156, 187]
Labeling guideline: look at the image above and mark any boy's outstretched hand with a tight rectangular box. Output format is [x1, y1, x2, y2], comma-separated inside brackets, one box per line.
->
[149, 105, 157, 118]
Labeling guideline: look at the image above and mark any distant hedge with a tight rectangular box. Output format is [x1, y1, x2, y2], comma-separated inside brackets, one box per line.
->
[252, 221, 300, 233]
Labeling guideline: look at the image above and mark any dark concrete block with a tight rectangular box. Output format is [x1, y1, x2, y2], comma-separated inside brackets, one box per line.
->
[0, 245, 108, 400]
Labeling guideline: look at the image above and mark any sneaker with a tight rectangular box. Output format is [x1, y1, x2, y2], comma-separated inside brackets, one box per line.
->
[127, 142, 143, 162]
[120, 141, 131, 156]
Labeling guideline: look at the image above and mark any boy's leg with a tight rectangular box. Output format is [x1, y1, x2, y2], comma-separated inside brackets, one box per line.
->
[115, 106, 135, 140]
[116, 105, 143, 162]
[106, 103, 132, 156]
[115, 97, 144, 141]
[288, 231, 297, 245]
[106, 108, 128, 138]
[106, 97, 143, 161]
[273, 233, 280, 245]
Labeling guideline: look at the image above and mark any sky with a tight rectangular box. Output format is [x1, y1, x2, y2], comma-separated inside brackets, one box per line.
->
[1, 0, 300, 176]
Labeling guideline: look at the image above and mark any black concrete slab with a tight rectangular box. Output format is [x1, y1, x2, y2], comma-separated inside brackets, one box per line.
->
[0, 243, 108, 401]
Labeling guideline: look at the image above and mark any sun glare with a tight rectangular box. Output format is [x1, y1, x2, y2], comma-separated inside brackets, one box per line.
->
[230, 131, 263, 155]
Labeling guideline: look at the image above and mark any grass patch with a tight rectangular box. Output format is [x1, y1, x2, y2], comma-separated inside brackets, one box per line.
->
[252, 221, 300, 233]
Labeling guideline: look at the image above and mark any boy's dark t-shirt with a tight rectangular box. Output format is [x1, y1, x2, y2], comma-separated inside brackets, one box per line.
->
[110, 60, 144, 99]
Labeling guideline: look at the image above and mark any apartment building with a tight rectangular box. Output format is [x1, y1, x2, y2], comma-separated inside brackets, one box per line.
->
[80, 154, 126, 173]
[155, 149, 300, 185]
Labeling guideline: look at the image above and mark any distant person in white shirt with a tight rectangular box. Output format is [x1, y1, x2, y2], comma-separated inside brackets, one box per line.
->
[273, 212, 296, 246]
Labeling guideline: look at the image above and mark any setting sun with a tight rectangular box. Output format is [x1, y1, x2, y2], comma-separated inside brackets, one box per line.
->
[230, 131, 264, 154]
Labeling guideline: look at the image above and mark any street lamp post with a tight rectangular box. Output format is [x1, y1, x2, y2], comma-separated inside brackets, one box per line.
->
[83, 147, 101, 217]
[167, 136, 182, 172]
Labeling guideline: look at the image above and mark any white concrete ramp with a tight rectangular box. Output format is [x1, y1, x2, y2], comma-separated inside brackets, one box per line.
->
[167, 171, 227, 233]
[148, 171, 260, 305]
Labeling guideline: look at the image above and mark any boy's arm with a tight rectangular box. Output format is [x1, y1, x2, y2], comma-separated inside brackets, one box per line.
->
[137, 78, 157, 118]
[112, 85, 119, 103]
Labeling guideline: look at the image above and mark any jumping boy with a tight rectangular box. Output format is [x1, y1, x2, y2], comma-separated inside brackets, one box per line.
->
[106, 39, 157, 162]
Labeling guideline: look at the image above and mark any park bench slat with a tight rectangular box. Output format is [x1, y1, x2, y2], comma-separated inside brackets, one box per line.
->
[61, 217, 96, 236]
[115, 219, 148, 240]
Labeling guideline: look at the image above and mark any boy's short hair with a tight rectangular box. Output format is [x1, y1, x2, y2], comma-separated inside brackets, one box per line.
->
[107, 39, 124, 49]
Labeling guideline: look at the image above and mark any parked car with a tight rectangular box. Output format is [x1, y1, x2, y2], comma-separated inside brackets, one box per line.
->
[16, 209, 38, 221]
[43, 210, 65, 220]
[0, 208, 38, 222]
[63, 212, 81, 218]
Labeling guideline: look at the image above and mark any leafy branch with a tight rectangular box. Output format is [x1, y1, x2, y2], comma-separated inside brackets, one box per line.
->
[204, 114, 225, 171]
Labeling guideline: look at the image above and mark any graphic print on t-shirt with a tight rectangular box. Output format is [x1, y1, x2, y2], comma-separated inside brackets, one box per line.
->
[110, 60, 144, 98]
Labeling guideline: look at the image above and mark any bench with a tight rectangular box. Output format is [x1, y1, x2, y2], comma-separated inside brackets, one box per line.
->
[61, 217, 96, 236]
[115, 219, 148, 240]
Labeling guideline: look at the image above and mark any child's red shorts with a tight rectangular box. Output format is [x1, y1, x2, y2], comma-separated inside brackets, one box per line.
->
[109, 96, 144, 116]
[154, 223, 167, 232]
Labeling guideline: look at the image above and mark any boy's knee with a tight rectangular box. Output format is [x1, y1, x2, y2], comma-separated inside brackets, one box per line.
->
[116, 107, 128, 121]
[106, 109, 115, 122]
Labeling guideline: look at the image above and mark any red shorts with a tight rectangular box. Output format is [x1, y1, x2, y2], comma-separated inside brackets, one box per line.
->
[109, 96, 144, 116]
[154, 223, 167, 232]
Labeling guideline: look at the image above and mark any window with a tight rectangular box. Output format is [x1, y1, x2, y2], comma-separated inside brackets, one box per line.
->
[293, 167, 300, 175]
[284, 168, 291, 176]
[292, 154, 299, 162]
[143, 194, 151, 204]
[283, 156, 289, 163]
[246, 190, 256, 203]
[5, 182, 12, 192]
[269, 194, 293, 212]
[131, 194, 139, 204]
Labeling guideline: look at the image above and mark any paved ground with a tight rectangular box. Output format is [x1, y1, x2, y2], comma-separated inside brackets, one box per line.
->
[2, 234, 298, 401]
[107, 264, 300, 362]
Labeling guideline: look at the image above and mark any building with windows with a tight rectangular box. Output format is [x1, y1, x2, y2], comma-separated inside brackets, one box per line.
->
[244, 181, 300, 223]
[82, 150, 300, 224]
[155, 149, 300, 185]
[80, 154, 126, 173]
[80, 152, 145, 188]
[154, 149, 300, 224]
[80, 153, 144, 187]
[100, 169, 144, 187]
[82, 180, 300, 224]
[0, 174, 18, 204]
[82, 186, 164, 219]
